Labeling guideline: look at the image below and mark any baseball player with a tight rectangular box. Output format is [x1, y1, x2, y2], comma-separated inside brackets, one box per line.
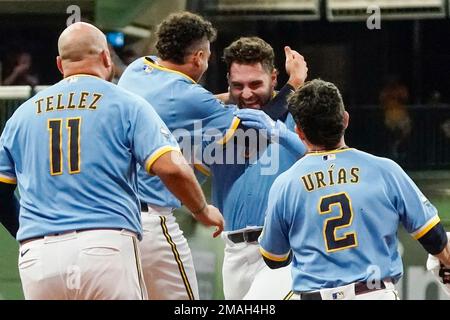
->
[118, 13, 303, 300]
[259, 79, 450, 300]
[200, 37, 308, 300]
[0, 22, 223, 300]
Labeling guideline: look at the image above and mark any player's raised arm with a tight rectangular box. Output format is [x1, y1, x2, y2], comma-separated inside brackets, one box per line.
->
[284, 46, 308, 90]
[150, 151, 224, 238]
[259, 46, 308, 121]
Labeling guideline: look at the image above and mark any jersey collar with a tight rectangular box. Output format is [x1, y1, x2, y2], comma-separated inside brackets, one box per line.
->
[143, 57, 196, 84]
[305, 147, 354, 156]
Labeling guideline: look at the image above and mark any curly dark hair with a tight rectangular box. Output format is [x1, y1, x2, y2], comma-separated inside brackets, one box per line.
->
[222, 37, 275, 73]
[288, 79, 346, 149]
[155, 12, 217, 64]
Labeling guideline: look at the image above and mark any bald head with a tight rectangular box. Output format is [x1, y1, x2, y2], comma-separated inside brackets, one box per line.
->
[58, 22, 107, 61]
[56, 22, 113, 80]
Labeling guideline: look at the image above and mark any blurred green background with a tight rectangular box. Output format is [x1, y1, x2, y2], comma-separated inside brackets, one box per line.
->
[1, 171, 449, 300]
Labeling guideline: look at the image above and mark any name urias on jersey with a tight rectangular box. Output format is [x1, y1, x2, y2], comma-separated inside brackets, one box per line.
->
[35, 92, 102, 114]
[301, 165, 360, 192]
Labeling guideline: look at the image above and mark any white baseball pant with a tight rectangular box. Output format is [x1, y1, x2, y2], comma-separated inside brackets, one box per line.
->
[18, 229, 147, 300]
[243, 263, 292, 300]
[222, 231, 292, 300]
[139, 205, 199, 300]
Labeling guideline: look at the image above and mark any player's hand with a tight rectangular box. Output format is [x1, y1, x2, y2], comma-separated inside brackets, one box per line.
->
[439, 263, 450, 284]
[192, 204, 224, 238]
[234, 108, 286, 140]
[284, 46, 308, 89]
[426, 254, 450, 296]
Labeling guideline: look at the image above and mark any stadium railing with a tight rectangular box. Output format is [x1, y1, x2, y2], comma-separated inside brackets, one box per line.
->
[0, 86, 49, 131]
[0, 86, 449, 170]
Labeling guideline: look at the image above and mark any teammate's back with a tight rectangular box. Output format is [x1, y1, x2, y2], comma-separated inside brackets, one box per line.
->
[269, 147, 435, 291]
[260, 79, 450, 300]
[0, 75, 160, 241]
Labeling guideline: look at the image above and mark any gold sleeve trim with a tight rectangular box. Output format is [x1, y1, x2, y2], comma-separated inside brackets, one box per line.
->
[145, 146, 181, 174]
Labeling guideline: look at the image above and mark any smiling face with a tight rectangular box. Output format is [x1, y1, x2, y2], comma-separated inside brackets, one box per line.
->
[228, 61, 277, 109]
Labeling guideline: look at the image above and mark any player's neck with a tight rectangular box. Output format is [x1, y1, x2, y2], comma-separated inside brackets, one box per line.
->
[307, 139, 348, 153]
[158, 59, 197, 81]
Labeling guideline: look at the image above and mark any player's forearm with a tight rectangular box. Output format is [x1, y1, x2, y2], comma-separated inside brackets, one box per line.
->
[275, 122, 307, 157]
[161, 168, 207, 214]
[287, 76, 304, 90]
[271, 120, 306, 158]
[152, 152, 207, 214]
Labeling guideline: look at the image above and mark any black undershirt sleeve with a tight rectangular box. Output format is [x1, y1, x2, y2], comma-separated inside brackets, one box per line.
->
[418, 222, 447, 255]
[261, 84, 295, 121]
[0, 182, 19, 238]
[263, 250, 293, 269]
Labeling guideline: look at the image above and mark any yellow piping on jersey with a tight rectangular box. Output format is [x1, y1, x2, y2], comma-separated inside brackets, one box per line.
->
[160, 216, 195, 300]
[143, 58, 196, 84]
[194, 163, 211, 176]
[259, 246, 290, 262]
[145, 146, 181, 175]
[217, 117, 241, 145]
[412, 215, 440, 240]
[283, 291, 294, 300]
[0, 175, 17, 184]
[305, 148, 355, 156]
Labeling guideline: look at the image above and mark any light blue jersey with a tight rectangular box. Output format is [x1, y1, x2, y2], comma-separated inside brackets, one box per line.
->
[0, 75, 179, 241]
[205, 113, 305, 231]
[118, 57, 240, 209]
[259, 148, 440, 292]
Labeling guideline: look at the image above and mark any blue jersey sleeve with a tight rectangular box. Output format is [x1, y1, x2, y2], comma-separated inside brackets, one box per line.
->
[0, 118, 18, 184]
[385, 160, 440, 239]
[182, 85, 241, 146]
[259, 175, 292, 262]
[130, 98, 180, 174]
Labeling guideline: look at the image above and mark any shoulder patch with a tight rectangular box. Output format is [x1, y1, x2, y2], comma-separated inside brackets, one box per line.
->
[143, 65, 154, 73]
[67, 77, 78, 83]
[160, 127, 170, 139]
[418, 191, 430, 205]
[323, 154, 336, 161]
